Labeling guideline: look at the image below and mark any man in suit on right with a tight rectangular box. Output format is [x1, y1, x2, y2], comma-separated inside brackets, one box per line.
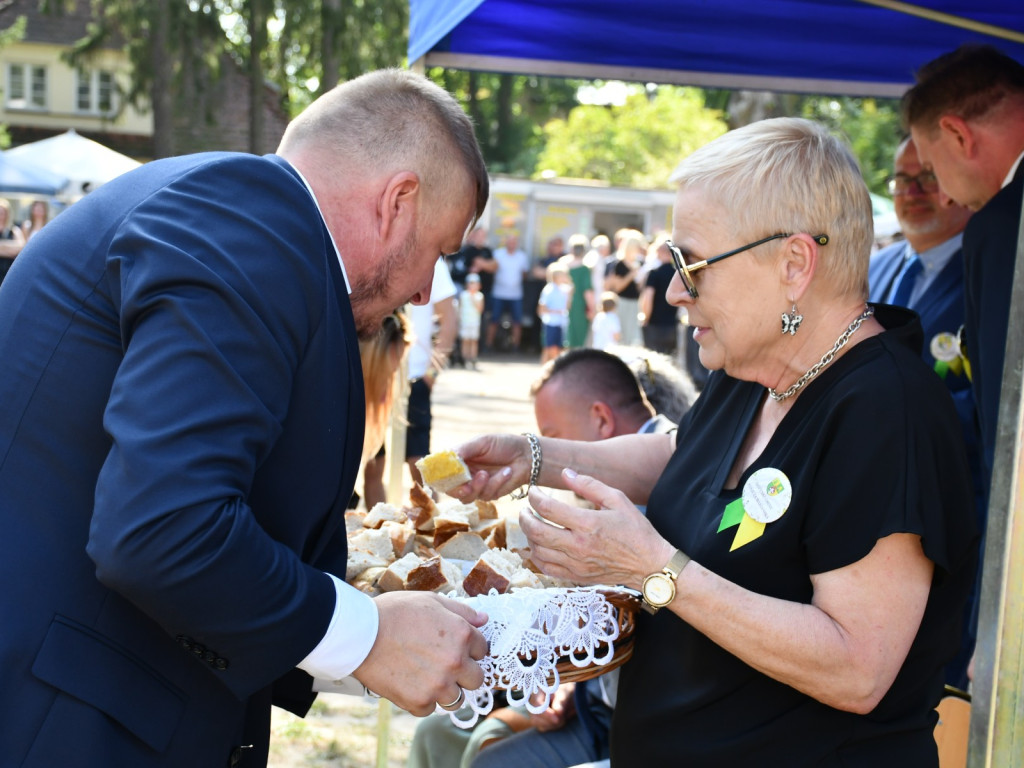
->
[868, 135, 975, 687]
[903, 43, 1024, 685]
[903, 45, 1024, 511]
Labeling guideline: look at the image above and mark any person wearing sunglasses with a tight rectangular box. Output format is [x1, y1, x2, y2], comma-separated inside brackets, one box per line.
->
[454, 117, 977, 766]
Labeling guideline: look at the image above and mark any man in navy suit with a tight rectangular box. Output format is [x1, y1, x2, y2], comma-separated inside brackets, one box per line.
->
[868, 136, 975, 687]
[904, 43, 1024, 683]
[0, 69, 490, 767]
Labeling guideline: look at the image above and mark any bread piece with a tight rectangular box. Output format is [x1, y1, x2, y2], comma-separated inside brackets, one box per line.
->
[380, 520, 417, 559]
[345, 549, 388, 582]
[407, 556, 462, 593]
[432, 507, 472, 548]
[508, 567, 543, 591]
[377, 552, 424, 592]
[475, 518, 507, 550]
[436, 531, 488, 562]
[440, 501, 479, 527]
[407, 484, 439, 532]
[413, 534, 437, 559]
[344, 510, 367, 534]
[505, 516, 530, 553]
[347, 526, 396, 562]
[415, 450, 472, 495]
[362, 502, 407, 529]
[350, 566, 387, 595]
[475, 499, 499, 520]
[462, 548, 525, 596]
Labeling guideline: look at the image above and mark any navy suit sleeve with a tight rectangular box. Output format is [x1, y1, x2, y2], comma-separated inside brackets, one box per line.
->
[87, 156, 338, 699]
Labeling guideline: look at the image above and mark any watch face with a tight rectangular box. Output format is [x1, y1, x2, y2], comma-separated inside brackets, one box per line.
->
[643, 573, 674, 606]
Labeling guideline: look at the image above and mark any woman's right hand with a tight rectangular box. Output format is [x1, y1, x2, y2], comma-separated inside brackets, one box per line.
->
[454, 434, 531, 501]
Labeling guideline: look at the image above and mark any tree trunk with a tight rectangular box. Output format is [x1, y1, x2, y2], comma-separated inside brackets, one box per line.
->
[320, 0, 341, 93]
[150, 0, 174, 157]
[247, 0, 268, 154]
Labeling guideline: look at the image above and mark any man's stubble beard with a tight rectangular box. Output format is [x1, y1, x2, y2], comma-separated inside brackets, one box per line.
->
[349, 234, 416, 340]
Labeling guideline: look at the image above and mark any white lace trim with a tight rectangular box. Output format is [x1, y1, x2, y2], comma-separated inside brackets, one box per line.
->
[439, 586, 635, 728]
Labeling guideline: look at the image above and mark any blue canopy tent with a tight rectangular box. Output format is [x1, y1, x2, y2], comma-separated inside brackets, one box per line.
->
[410, 0, 1024, 97]
[0, 152, 67, 196]
[410, 3, 1024, 766]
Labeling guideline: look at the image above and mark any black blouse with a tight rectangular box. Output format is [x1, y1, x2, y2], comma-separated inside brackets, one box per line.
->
[611, 306, 978, 767]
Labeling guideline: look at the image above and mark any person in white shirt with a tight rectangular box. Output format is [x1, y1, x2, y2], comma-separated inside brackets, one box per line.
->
[405, 259, 458, 487]
[486, 233, 530, 350]
[589, 291, 621, 351]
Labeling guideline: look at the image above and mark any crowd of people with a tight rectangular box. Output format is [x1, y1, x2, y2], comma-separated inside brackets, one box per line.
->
[444, 222, 709, 388]
[0, 198, 49, 285]
[0, 41, 1020, 768]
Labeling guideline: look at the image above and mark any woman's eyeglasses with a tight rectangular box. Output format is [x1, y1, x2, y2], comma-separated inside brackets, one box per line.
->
[665, 233, 829, 299]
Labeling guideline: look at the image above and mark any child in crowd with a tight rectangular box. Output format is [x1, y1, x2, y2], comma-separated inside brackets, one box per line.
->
[458, 273, 485, 370]
[590, 291, 622, 350]
[537, 261, 573, 363]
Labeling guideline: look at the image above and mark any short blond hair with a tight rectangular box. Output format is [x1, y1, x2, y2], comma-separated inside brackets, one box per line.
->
[669, 117, 871, 299]
[279, 69, 488, 224]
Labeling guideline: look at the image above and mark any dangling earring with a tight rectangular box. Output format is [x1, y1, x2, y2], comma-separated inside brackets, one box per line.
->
[781, 303, 803, 335]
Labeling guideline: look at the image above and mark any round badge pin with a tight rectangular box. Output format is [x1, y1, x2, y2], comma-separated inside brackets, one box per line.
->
[742, 467, 792, 524]
[930, 331, 960, 362]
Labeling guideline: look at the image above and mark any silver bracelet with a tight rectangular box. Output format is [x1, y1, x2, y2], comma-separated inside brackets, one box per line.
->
[510, 432, 542, 500]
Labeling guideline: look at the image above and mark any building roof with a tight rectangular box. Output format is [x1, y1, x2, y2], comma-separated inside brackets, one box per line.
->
[0, 0, 117, 49]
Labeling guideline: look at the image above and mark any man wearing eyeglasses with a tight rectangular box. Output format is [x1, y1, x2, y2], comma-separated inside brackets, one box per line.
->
[867, 136, 977, 689]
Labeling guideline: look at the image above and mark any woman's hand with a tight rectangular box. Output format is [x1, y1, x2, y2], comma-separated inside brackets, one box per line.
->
[453, 434, 531, 501]
[520, 468, 675, 589]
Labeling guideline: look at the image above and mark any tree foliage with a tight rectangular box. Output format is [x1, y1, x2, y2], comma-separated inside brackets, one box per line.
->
[535, 86, 728, 189]
[40, 2, 904, 190]
[428, 69, 581, 176]
[798, 96, 904, 196]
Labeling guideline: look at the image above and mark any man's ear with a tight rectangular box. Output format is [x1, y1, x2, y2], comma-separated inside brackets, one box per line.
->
[591, 401, 617, 440]
[377, 171, 421, 244]
[781, 233, 818, 301]
[937, 115, 977, 159]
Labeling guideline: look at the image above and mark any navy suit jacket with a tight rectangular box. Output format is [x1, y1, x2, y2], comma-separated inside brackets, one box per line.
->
[963, 163, 1024, 503]
[868, 242, 981, 510]
[0, 153, 364, 767]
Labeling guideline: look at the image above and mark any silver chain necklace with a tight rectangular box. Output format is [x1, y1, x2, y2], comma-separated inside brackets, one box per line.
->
[767, 305, 875, 402]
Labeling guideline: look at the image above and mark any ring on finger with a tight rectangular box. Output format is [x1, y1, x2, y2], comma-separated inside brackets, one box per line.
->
[439, 689, 465, 711]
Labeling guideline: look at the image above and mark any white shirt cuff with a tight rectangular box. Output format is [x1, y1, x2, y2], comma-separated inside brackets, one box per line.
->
[297, 573, 379, 682]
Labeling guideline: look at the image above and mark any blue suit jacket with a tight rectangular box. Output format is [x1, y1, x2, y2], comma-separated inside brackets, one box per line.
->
[963, 164, 1024, 503]
[0, 153, 364, 767]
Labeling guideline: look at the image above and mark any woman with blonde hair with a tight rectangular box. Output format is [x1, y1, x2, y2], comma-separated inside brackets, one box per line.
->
[459, 118, 977, 766]
[359, 310, 412, 508]
[0, 198, 25, 285]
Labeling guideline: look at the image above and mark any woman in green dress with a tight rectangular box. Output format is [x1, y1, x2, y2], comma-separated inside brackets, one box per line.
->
[564, 233, 594, 348]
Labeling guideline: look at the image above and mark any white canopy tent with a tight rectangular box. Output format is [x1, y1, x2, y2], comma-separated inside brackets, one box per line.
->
[6, 129, 141, 198]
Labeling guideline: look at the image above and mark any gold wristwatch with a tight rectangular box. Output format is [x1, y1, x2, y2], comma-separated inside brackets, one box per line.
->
[641, 549, 690, 614]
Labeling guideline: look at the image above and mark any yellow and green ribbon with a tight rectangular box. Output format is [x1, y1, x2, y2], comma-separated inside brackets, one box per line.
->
[718, 499, 766, 551]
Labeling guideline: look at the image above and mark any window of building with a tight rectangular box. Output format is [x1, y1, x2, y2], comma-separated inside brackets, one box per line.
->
[6, 63, 47, 110]
[76, 69, 116, 115]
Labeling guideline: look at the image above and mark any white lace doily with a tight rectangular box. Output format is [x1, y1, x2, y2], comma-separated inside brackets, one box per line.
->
[439, 586, 637, 728]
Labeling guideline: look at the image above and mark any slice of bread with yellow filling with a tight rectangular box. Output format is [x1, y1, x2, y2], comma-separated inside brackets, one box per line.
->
[415, 450, 472, 495]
